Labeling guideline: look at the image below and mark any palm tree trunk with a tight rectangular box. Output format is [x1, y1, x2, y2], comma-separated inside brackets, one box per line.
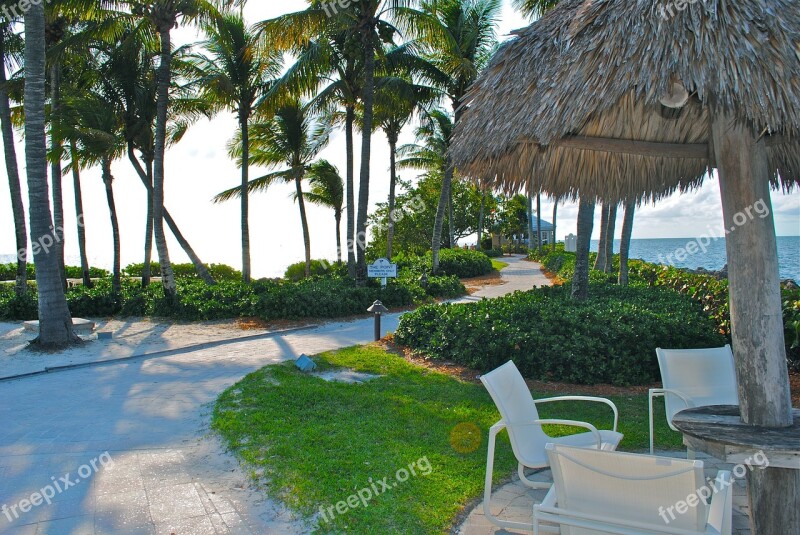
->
[572, 198, 595, 301]
[431, 161, 452, 273]
[386, 135, 397, 259]
[593, 203, 609, 271]
[49, 61, 66, 286]
[70, 141, 91, 288]
[345, 105, 356, 277]
[447, 182, 454, 248]
[127, 145, 215, 285]
[101, 158, 121, 293]
[618, 200, 635, 286]
[551, 199, 558, 252]
[536, 192, 542, 253]
[604, 204, 618, 274]
[527, 187, 534, 250]
[24, 3, 75, 347]
[355, 34, 376, 282]
[154, 27, 177, 298]
[0, 39, 27, 297]
[142, 156, 154, 287]
[477, 187, 486, 251]
[335, 212, 342, 264]
[239, 111, 251, 283]
[295, 173, 312, 277]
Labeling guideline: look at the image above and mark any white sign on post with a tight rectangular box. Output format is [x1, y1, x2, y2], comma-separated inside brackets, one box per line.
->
[367, 258, 398, 288]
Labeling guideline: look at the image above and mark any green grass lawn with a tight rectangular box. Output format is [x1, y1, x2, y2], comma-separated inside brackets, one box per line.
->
[212, 345, 683, 534]
[491, 259, 509, 271]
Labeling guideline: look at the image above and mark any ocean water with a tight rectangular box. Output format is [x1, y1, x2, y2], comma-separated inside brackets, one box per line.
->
[591, 236, 800, 281]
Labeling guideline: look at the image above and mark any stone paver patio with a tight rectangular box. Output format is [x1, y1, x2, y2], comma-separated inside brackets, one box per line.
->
[0, 257, 548, 534]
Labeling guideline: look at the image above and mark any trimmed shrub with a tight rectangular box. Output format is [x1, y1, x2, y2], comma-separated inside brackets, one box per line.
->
[436, 249, 493, 278]
[0, 263, 108, 281]
[395, 284, 727, 386]
[284, 260, 333, 282]
[122, 262, 242, 282]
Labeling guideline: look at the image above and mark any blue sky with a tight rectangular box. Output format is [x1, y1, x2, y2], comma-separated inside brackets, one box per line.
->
[0, 0, 797, 277]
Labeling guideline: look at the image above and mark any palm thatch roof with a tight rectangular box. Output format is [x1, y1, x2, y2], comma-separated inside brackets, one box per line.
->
[451, 0, 800, 202]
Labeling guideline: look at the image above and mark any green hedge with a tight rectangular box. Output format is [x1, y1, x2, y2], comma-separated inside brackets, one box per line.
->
[390, 248, 494, 279]
[283, 260, 334, 281]
[121, 262, 243, 282]
[0, 271, 466, 323]
[0, 263, 110, 281]
[395, 284, 728, 386]
[529, 247, 800, 371]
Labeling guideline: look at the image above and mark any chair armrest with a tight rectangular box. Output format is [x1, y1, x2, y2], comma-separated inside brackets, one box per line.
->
[535, 395, 620, 432]
[535, 418, 602, 448]
[707, 470, 732, 535]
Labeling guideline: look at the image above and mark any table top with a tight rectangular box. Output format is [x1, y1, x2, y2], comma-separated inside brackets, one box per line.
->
[672, 405, 800, 453]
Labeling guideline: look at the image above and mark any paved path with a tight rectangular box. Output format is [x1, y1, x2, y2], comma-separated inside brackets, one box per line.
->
[456, 452, 752, 535]
[0, 257, 546, 534]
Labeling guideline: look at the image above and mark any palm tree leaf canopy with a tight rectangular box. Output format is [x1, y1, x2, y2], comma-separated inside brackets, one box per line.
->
[451, 0, 800, 202]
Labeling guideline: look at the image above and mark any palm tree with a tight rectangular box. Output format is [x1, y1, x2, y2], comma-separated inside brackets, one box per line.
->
[373, 70, 437, 259]
[0, 21, 27, 296]
[420, 0, 500, 272]
[512, 0, 559, 18]
[129, 0, 230, 298]
[260, 0, 433, 280]
[262, 30, 362, 277]
[303, 160, 344, 263]
[195, 11, 282, 283]
[214, 100, 331, 276]
[97, 23, 216, 286]
[397, 108, 454, 253]
[572, 199, 595, 301]
[62, 87, 126, 293]
[594, 203, 610, 271]
[618, 200, 636, 286]
[23, 1, 76, 347]
[604, 204, 618, 274]
[551, 197, 558, 252]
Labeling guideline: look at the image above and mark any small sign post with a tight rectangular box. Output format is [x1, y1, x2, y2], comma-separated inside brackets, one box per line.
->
[367, 258, 398, 288]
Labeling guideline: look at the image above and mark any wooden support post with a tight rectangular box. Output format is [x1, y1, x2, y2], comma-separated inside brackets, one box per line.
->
[711, 110, 800, 535]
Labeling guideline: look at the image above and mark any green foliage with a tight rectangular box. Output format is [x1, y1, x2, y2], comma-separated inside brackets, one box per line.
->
[367, 174, 496, 257]
[437, 248, 493, 278]
[529, 246, 800, 371]
[395, 284, 727, 386]
[122, 262, 242, 282]
[284, 260, 333, 282]
[0, 269, 466, 322]
[482, 248, 504, 258]
[388, 248, 493, 279]
[0, 263, 109, 281]
[0, 285, 38, 320]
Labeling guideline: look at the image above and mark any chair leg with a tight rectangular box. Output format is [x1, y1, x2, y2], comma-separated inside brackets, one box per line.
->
[648, 390, 656, 455]
[518, 463, 552, 490]
[687, 447, 696, 460]
[483, 426, 541, 531]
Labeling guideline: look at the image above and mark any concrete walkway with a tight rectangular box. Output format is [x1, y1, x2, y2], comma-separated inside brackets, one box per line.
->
[0, 257, 546, 534]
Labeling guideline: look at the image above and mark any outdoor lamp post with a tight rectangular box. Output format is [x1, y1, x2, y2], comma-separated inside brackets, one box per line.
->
[367, 300, 389, 341]
[419, 273, 429, 289]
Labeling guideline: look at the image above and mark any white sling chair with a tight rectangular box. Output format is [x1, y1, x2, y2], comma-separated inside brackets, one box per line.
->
[649, 346, 739, 455]
[480, 361, 623, 531]
[535, 444, 732, 535]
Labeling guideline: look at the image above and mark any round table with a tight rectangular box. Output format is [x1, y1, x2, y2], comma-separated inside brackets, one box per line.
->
[672, 405, 800, 469]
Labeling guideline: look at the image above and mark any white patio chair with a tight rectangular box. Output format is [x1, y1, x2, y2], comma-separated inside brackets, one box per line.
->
[649, 346, 739, 455]
[534, 444, 732, 535]
[480, 360, 623, 531]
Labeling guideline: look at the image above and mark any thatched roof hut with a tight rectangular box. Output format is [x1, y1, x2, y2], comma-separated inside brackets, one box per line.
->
[451, 0, 800, 202]
[451, 2, 800, 531]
